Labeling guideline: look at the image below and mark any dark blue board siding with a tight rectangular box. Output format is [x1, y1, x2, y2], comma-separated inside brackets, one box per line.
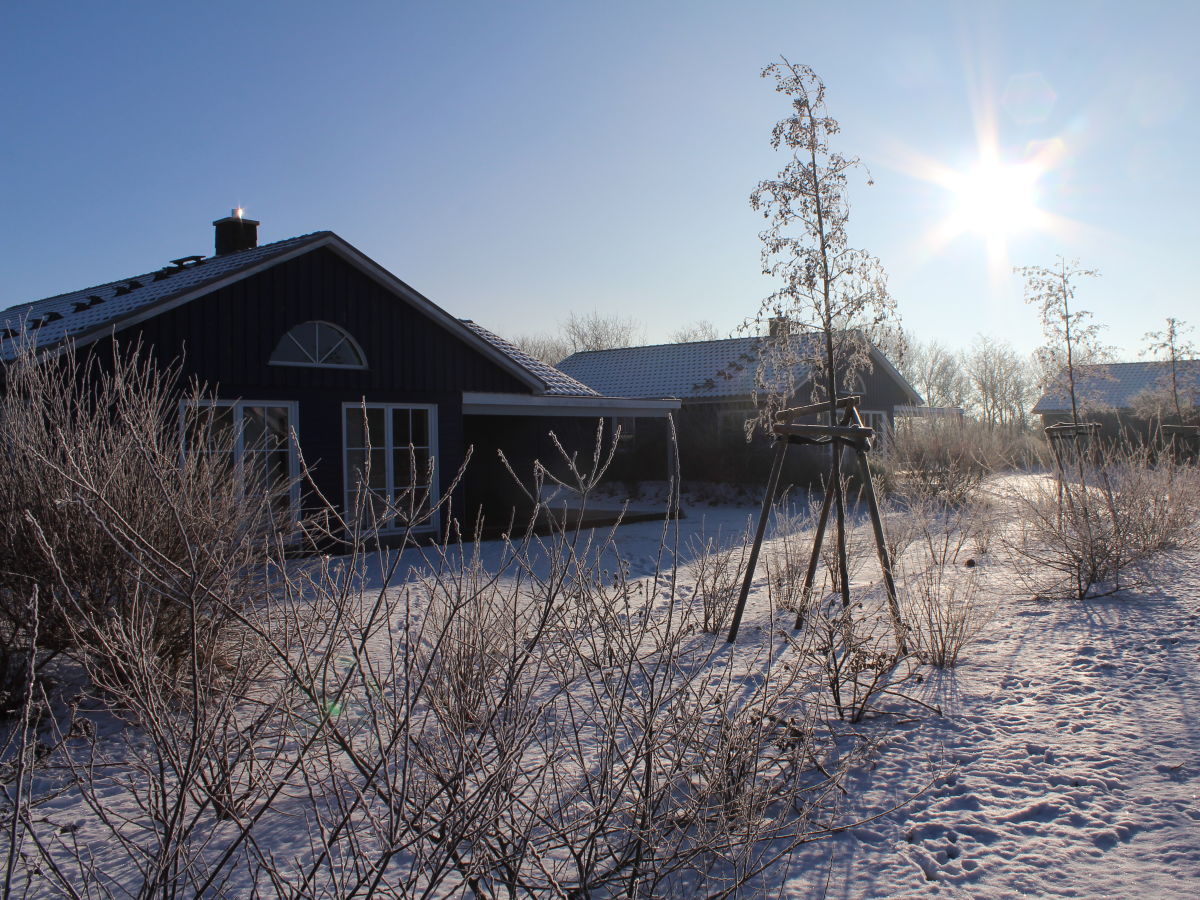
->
[133, 247, 529, 395]
[88, 246, 534, 525]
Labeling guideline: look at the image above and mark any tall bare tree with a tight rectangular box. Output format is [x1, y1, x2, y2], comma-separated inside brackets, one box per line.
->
[750, 60, 895, 609]
[562, 310, 644, 354]
[1141, 317, 1197, 425]
[668, 320, 720, 343]
[905, 339, 970, 410]
[511, 331, 573, 365]
[1016, 257, 1104, 425]
[511, 311, 644, 365]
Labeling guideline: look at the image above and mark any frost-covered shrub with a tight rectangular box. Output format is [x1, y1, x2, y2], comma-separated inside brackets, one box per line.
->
[907, 566, 988, 668]
[2, 422, 870, 899]
[1008, 448, 1200, 599]
[685, 524, 750, 633]
[0, 343, 287, 694]
[878, 417, 1008, 506]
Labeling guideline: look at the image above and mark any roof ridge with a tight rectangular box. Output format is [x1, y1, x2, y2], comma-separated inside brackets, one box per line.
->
[566, 334, 758, 356]
[3, 230, 331, 313]
[1072, 359, 1200, 368]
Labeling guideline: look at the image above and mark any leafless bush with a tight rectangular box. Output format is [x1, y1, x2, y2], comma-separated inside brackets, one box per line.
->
[879, 496, 921, 567]
[764, 503, 812, 614]
[2, 420, 886, 898]
[1113, 455, 1200, 554]
[685, 523, 751, 633]
[906, 566, 988, 668]
[880, 417, 1008, 506]
[1007, 448, 1200, 599]
[787, 599, 907, 723]
[907, 494, 997, 571]
[876, 490, 999, 669]
[820, 521, 871, 595]
[0, 343, 286, 694]
[1010, 475, 1125, 598]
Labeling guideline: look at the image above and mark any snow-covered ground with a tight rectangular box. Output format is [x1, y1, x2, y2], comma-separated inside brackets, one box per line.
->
[779, 547, 1200, 899]
[5, 477, 1198, 897]
[391, 484, 1200, 897]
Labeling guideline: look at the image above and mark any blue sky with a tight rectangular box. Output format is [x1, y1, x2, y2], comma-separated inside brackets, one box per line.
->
[4, 1, 1197, 358]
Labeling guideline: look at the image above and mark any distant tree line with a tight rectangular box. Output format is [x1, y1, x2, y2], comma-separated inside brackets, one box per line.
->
[503, 308, 1194, 433]
[509, 312, 721, 365]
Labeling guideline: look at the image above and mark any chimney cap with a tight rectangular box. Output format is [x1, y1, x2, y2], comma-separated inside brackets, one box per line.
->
[213, 209, 260, 255]
[213, 208, 260, 227]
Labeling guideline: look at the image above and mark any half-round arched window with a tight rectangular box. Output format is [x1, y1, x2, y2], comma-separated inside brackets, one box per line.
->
[270, 321, 367, 369]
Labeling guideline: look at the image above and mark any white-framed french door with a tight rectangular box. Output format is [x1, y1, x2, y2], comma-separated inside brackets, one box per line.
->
[180, 399, 301, 520]
[342, 402, 439, 533]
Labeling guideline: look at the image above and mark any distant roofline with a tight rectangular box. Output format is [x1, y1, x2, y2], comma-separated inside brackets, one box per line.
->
[559, 331, 924, 406]
[1032, 359, 1200, 414]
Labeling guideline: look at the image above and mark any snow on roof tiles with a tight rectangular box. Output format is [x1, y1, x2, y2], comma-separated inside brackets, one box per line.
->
[459, 320, 600, 396]
[556, 335, 824, 400]
[1032, 360, 1200, 414]
[0, 232, 329, 359]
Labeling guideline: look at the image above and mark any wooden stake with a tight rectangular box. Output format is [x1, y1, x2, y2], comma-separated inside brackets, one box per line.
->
[726, 437, 788, 643]
[853, 443, 907, 653]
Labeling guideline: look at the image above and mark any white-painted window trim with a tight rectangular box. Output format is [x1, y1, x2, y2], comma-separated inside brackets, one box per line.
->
[178, 399, 301, 519]
[341, 402, 439, 535]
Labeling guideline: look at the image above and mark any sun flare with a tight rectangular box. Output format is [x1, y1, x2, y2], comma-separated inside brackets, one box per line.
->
[947, 159, 1040, 239]
[878, 132, 1077, 286]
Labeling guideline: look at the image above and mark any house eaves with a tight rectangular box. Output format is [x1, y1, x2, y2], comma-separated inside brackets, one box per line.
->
[462, 392, 679, 417]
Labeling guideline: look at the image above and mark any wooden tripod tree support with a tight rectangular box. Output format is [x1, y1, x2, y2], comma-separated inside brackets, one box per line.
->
[1044, 421, 1105, 516]
[1044, 421, 1102, 470]
[726, 395, 908, 653]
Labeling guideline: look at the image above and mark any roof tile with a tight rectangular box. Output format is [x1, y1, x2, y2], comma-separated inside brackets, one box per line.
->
[1033, 361, 1200, 414]
[1, 232, 329, 358]
[459, 320, 600, 396]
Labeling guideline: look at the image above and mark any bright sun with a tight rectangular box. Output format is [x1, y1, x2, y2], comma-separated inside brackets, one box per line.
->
[947, 159, 1041, 239]
[880, 129, 1076, 285]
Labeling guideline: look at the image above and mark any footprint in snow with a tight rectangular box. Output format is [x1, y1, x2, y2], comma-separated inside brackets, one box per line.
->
[1000, 800, 1063, 824]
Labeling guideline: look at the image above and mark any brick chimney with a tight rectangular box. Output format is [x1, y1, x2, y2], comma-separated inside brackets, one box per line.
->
[768, 316, 791, 338]
[213, 208, 259, 255]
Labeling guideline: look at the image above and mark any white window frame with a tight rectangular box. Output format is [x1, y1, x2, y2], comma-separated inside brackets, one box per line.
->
[179, 399, 301, 519]
[859, 409, 890, 445]
[342, 402, 439, 535]
[269, 320, 368, 370]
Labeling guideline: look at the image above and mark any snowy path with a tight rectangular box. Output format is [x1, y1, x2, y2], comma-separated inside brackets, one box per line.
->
[780, 551, 1200, 899]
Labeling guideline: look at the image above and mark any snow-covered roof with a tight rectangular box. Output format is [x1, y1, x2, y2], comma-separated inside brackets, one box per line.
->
[1032, 361, 1200, 414]
[556, 333, 921, 404]
[1, 232, 330, 359]
[459, 320, 599, 397]
[557, 336, 783, 400]
[0, 232, 607, 400]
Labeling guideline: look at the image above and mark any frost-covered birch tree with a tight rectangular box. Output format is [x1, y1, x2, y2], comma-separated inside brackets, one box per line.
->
[750, 60, 895, 420]
[1141, 317, 1197, 425]
[1016, 257, 1104, 425]
[749, 60, 896, 609]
